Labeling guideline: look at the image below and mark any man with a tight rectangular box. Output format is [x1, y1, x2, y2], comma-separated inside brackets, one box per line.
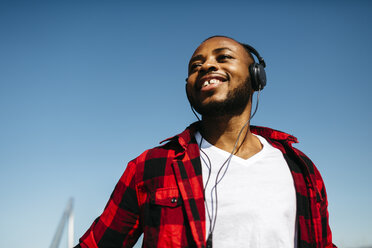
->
[76, 36, 335, 247]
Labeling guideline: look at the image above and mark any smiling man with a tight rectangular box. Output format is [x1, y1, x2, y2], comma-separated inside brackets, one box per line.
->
[76, 36, 336, 248]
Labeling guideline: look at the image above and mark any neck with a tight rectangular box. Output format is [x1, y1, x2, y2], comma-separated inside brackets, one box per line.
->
[199, 101, 262, 159]
[201, 113, 250, 146]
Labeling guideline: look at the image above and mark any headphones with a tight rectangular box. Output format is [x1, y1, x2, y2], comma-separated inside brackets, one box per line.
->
[242, 43, 267, 91]
[185, 43, 267, 92]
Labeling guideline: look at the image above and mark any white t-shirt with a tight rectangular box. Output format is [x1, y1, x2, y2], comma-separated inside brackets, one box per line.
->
[195, 132, 297, 248]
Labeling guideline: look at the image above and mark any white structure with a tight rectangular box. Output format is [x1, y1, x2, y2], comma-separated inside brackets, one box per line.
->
[50, 198, 74, 248]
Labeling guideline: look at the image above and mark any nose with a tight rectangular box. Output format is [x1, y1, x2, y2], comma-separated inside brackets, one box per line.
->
[200, 58, 218, 74]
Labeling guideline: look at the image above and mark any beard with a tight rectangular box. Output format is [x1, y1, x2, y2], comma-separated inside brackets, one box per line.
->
[189, 78, 252, 117]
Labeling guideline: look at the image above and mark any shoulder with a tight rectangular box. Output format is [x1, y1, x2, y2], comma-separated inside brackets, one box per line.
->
[131, 122, 199, 165]
[252, 125, 325, 192]
[125, 124, 197, 183]
[128, 139, 181, 173]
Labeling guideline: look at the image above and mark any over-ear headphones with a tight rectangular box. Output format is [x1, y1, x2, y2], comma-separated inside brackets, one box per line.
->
[242, 43, 267, 91]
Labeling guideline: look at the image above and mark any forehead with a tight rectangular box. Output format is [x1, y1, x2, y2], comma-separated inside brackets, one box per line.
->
[191, 37, 248, 58]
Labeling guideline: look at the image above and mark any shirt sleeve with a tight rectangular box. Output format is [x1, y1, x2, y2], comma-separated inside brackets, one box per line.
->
[313, 165, 337, 248]
[76, 161, 142, 248]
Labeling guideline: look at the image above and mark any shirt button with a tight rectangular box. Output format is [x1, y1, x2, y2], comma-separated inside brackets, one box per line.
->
[171, 197, 177, 203]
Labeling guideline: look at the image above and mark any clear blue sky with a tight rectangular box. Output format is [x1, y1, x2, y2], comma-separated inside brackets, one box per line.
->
[1, 1, 371, 247]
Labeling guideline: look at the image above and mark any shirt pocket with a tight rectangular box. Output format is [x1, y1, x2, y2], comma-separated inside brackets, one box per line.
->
[150, 187, 182, 208]
[145, 187, 184, 229]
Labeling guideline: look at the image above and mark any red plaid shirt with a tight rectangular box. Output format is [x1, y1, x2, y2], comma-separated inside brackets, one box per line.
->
[77, 123, 336, 248]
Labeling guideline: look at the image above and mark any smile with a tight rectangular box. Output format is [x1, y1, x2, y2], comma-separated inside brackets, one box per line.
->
[202, 78, 222, 87]
[198, 74, 228, 90]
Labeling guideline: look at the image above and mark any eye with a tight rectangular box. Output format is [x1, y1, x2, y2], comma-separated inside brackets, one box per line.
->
[217, 54, 234, 61]
[190, 63, 202, 71]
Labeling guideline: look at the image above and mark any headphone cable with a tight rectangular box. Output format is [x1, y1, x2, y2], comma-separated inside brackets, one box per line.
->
[201, 89, 261, 247]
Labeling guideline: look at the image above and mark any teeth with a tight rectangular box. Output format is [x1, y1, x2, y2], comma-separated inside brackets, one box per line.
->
[210, 79, 219, 84]
[202, 78, 221, 87]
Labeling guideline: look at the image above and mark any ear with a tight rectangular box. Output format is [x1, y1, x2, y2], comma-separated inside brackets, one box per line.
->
[185, 81, 193, 104]
[185, 81, 189, 96]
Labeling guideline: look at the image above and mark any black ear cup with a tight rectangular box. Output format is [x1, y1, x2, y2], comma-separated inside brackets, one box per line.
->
[242, 43, 266, 91]
[249, 63, 267, 91]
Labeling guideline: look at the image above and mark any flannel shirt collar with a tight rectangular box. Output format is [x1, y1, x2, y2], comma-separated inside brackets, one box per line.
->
[161, 122, 298, 148]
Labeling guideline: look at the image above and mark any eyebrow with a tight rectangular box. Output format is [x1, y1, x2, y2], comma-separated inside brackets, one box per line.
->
[189, 47, 234, 65]
[189, 55, 204, 65]
[213, 47, 233, 53]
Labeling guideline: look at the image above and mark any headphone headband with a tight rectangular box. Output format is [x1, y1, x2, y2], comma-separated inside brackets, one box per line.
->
[241, 43, 266, 68]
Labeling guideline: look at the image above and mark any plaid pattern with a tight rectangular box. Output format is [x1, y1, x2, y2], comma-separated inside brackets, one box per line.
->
[76, 123, 335, 248]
